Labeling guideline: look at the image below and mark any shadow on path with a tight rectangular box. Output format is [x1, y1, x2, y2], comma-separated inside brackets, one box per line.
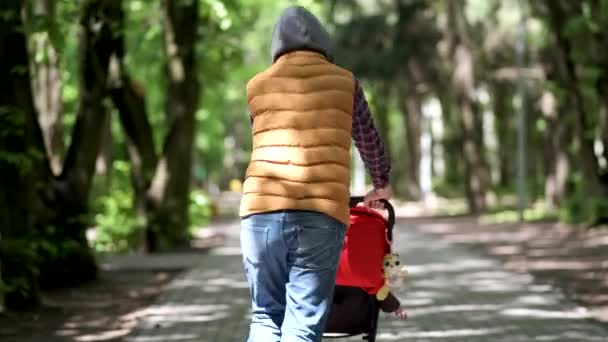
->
[125, 219, 608, 342]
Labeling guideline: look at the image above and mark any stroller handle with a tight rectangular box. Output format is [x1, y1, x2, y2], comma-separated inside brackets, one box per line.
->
[349, 196, 395, 237]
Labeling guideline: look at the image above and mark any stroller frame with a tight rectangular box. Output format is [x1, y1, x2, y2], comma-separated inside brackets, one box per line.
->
[323, 196, 395, 342]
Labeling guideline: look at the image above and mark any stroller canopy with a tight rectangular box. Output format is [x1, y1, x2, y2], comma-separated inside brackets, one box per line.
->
[335, 206, 391, 294]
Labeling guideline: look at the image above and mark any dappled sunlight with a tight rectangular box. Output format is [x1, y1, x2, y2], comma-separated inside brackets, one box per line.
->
[399, 298, 435, 307]
[376, 327, 510, 340]
[515, 294, 559, 306]
[164, 278, 208, 290]
[125, 243, 252, 341]
[505, 259, 603, 272]
[489, 244, 523, 255]
[210, 246, 243, 256]
[409, 304, 501, 316]
[117, 219, 608, 342]
[206, 277, 249, 289]
[406, 259, 497, 275]
[142, 304, 231, 316]
[500, 307, 591, 319]
[410, 217, 608, 323]
[372, 222, 608, 341]
[74, 329, 131, 342]
[145, 311, 231, 324]
[126, 333, 199, 342]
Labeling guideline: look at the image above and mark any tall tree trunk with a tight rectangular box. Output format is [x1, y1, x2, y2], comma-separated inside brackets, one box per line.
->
[595, 50, 608, 179]
[95, 106, 112, 179]
[546, 0, 608, 198]
[107, 2, 158, 252]
[145, 0, 200, 250]
[37, 0, 120, 289]
[110, 74, 158, 252]
[109, 0, 200, 252]
[28, 0, 63, 175]
[399, 82, 422, 200]
[0, 0, 45, 309]
[539, 90, 569, 209]
[372, 81, 392, 160]
[1, 0, 119, 306]
[447, 0, 489, 213]
[458, 91, 489, 213]
[436, 88, 463, 191]
[491, 82, 514, 189]
[601, 105, 608, 173]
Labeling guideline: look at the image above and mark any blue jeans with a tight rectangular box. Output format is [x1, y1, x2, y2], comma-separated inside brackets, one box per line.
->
[241, 210, 346, 342]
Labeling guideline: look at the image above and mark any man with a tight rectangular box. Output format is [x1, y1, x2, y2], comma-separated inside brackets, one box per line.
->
[240, 6, 392, 342]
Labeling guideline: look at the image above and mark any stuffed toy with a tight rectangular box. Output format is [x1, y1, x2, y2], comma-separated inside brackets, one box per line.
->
[376, 252, 408, 301]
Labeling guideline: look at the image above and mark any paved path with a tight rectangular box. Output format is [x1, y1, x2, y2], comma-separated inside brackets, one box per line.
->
[125, 220, 608, 342]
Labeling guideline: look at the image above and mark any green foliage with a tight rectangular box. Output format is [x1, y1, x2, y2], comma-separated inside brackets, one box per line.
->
[0, 222, 91, 302]
[0, 237, 39, 299]
[90, 160, 143, 253]
[560, 173, 608, 225]
[432, 176, 465, 199]
[89, 159, 214, 252]
[480, 206, 559, 224]
[189, 188, 212, 230]
[0, 106, 41, 176]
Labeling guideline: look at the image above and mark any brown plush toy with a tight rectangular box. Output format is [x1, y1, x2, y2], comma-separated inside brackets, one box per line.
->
[376, 253, 407, 301]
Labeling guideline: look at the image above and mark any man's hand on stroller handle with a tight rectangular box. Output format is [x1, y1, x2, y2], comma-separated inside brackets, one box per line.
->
[363, 186, 392, 209]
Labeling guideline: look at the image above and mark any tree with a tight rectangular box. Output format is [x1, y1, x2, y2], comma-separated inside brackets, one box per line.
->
[110, 0, 200, 252]
[443, 0, 490, 213]
[27, 0, 64, 175]
[0, 0, 45, 308]
[1, 0, 122, 307]
[149, 0, 201, 248]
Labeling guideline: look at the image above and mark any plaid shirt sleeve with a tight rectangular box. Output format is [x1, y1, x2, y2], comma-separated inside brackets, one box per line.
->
[352, 78, 391, 189]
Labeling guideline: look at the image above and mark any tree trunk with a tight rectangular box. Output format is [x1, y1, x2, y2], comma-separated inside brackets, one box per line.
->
[372, 81, 392, 160]
[28, 0, 64, 175]
[546, 0, 608, 197]
[109, 0, 200, 252]
[447, 0, 489, 213]
[95, 105, 112, 179]
[539, 90, 569, 209]
[1, 0, 120, 306]
[0, 0, 45, 309]
[399, 84, 422, 200]
[594, 43, 608, 179]
[144, 0, 200, 250]
[528, 97, 544, 201]
[491, 82, 514, 189]
[601, 106, 608, 174]
[106, 4, 159, 252]
[458, 92, 489, 213]
[37, 0, 120, 289]
[111, 75, 158, 252]
[436, 88, 463, 192]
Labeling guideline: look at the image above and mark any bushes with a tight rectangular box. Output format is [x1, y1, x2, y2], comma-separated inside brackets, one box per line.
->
[559, 173, 608, 226]
[189, 188, 212, 231]
[91, 161, 142, 253]
[90, 160, 214, 253]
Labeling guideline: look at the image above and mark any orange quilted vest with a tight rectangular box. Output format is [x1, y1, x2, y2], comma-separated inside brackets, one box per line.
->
[240, 51, 355, 225]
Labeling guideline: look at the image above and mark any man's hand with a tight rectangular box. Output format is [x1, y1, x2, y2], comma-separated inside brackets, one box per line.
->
[363, 186, 392, 209]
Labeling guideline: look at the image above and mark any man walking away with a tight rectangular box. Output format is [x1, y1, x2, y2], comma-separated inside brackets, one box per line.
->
[240, 6, 392, 342]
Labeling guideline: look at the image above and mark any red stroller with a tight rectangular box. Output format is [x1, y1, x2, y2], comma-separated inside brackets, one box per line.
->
[324, 196, 395, 342]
